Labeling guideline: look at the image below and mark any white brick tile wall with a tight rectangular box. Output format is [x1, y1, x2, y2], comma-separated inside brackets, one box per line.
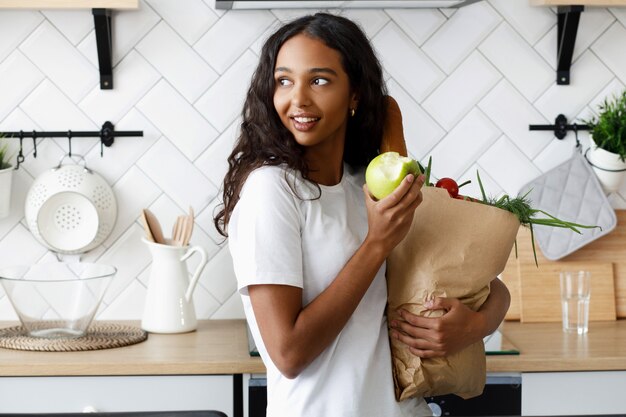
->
[479, 135, 542, 196]
[136, 80, 219, 160]
[135, 21, 218, 103]
[137, 137, 218, 212]
[42, 9, 93, 45]
[384, 9, 445, 46]
[340, 9, 389, 39]
[534, 51, 613, 120]
[591, 21, 626, 84]
[194, 10, 275, 74]
[146, 0, 218, 45]
[421, 1, 501, 74]
[20, 21, 98, 102]
[478, 80, 550, 159]
[1, 0, 626, 320]
[79, 50, 162, 126]
[0, 51, 44, 122]
[488, 0, 553, 45]
[194, 50, 258, 132]
[387, 78, 445, 160]
[428, 108, 501, 180]
[0, 10, 43, 62]
[479, 22, 553, 102]
[422, 51, 500, 130]
[372, 22, 445, 102]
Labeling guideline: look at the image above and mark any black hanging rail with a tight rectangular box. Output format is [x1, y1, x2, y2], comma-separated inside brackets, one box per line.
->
[529, 114, 589, 140]
[0, 121, 143, 169]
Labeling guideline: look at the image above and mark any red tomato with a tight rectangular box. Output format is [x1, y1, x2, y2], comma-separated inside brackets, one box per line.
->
[435, 177, 459, 198]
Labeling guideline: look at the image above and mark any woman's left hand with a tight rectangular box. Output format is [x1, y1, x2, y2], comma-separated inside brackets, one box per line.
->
[389, 298, 486, 358]
[389, 277, 510, 358]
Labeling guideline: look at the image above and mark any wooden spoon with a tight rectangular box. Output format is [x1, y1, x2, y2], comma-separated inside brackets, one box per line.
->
[183, 206, 195, 246]
[172, 215, 186, 246]
[140, 210, 155, 242]
[143, 209, 165, 244]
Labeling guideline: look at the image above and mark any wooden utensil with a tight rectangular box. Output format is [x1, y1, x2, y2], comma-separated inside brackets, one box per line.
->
[143, 209, 165, 244]
[140, 210, 155, 242]
[183, 206, 195, 246]
[172, 215, 187, 246]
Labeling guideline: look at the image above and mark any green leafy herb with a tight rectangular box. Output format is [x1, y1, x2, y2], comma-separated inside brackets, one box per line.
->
[0, 135, 12, 170]
[582, 89, 626, 161]
[475, 172, 600, 266]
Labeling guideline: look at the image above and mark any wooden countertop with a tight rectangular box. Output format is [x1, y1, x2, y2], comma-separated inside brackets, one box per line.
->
[0, 320, 265, 377]
[0, 319, 624, 377]
[489, 320, 626, 373]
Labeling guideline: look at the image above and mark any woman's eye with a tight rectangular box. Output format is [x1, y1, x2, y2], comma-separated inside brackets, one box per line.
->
[277, 78, 292, 86]
[312, 78, 329, 86]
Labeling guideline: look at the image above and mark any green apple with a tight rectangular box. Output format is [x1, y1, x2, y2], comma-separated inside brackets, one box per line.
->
[365, 152, 421, 200]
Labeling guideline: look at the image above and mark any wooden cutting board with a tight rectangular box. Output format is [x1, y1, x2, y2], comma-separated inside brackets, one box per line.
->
[502, 210, 626, 319]
[518, 261, 616, 323]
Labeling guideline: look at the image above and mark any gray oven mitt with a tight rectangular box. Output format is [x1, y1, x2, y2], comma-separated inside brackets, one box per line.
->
[518, 148, 616, 260]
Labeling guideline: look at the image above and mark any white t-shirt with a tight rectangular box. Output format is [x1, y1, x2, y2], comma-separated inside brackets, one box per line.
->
[229, 164, 431, 417]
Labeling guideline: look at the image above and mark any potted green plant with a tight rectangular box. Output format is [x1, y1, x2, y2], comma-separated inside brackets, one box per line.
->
[584, 89, 626, 194]
[0, 138, 14, 219]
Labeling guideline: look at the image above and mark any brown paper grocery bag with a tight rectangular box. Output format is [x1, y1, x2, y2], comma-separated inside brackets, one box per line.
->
[386, 187, 520, 401]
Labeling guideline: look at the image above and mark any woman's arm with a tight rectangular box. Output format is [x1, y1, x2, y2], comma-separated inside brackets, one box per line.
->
[250, 174, 424, 378]
[389, 277, 510, 358]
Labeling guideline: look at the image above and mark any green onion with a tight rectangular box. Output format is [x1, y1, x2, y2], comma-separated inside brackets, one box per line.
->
[474, 171, 600, 266]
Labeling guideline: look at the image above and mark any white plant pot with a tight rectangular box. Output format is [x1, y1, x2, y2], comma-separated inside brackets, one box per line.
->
[0, 166, 13, 219]
[587, 136, 626, 194]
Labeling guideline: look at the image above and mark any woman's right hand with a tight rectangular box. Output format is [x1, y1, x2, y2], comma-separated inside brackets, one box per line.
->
[363, 173, 425, 254]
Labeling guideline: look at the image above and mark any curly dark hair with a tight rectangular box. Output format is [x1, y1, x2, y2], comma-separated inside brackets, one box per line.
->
[213, 12, 387, 237]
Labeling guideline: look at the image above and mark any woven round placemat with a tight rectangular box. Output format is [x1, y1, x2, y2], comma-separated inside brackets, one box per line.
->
[0, 322, 148, 352]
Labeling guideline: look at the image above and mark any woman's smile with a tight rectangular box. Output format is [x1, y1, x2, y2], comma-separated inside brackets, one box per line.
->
[290, 113, 321, 131]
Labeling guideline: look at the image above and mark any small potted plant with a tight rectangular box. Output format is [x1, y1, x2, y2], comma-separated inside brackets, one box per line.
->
[0, 138, 14, 219]
[584, 89, 626, 194]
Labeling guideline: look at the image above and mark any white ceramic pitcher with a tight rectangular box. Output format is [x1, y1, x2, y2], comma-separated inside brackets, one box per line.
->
[141, 238, 208, 333]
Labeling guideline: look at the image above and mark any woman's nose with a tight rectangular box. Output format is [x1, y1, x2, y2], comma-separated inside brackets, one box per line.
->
[291, 83, 311, 107]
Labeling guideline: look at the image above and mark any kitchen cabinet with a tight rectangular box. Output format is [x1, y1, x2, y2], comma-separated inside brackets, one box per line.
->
[0, 320, 263, 416]
[1, 320, 624, 416]
[0, 375, 233, 414]
[522, 371, 626, 415]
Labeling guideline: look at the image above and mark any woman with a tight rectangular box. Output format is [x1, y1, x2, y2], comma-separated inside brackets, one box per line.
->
[214, 13, 510, 417]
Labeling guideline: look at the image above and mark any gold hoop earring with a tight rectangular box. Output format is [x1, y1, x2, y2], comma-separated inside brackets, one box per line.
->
[350, 108, 356, 117]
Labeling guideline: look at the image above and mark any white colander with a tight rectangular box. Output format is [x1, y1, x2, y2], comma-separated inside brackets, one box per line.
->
[25, 155, 118, 255]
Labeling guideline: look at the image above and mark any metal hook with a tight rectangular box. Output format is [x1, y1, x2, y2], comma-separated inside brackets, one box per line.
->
[15, 131, 25, 170]
[32, 136, 37, 158]
[573, 123, 580, 151]
[67, 130, 72, 157]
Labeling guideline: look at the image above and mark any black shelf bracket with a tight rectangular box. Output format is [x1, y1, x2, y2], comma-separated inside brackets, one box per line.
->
[529, 114, 589, 139]
[557, 6, 584, 85]
[93, 8, 113, 90]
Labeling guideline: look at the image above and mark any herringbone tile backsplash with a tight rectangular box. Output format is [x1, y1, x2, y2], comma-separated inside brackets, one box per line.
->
[1, 0, 625, 320]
